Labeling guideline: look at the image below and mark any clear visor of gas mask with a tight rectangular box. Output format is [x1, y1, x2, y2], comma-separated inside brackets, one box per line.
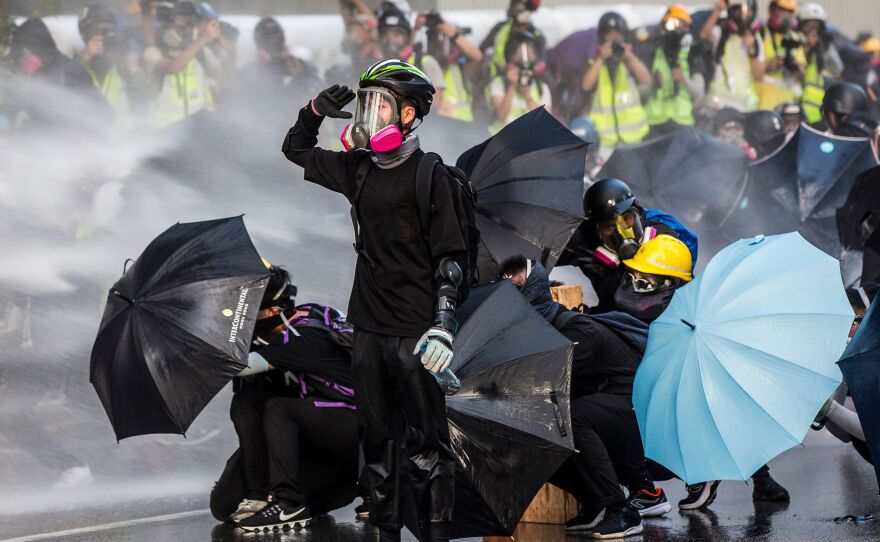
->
[355, 87, 400, 138]
[600, 210, 644, 248]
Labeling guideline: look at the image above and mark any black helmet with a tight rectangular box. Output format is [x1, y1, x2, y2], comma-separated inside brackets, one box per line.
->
[504, 29, 541, 62]
[377, 6, 411, 35]
[744, 110, 786, 154]
[584, 178, 636, 220]
[78, 3, 116, 35]
[598, 12, 628, 40]
[822, 82, 869, 117]
[360, 59, 436, 119]
[172, 0, 199, 18]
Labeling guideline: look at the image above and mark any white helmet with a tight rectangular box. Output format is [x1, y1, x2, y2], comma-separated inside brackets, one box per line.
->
[798, 3, 827, 23]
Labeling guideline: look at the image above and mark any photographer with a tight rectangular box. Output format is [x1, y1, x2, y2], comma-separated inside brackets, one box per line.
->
[583, 12, 651, 151]
[645, 5, 705, 137]
[487, 29, 552, 133]
[481, 0, 546, 81]
[415, 10, 482, 122]
[77, 4, 138, 128]
[758, 0, 805, 110]
[700, 0, 765, 112]
[798, 3, 842, 125]
[142, 0, 217, 128]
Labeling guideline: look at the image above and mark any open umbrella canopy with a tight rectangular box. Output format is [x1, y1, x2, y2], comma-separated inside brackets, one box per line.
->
[837, 292, 880, 491]
[599, 127, 749, 227]
[837, 165, 880, 252]
[90, 216, 270, 440]
[634, 232, 852, 484]
[725, 126, 879, 256]
[456, 107, 587, 281]
[404, 281, 574, 539]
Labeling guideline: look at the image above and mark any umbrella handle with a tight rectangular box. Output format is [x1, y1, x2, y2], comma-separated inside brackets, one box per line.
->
[550, 391, 568, 438]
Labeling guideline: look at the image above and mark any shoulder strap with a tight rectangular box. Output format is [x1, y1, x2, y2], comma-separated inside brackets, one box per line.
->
[416, 152, 442, 242]
[350, 157, 372, 255]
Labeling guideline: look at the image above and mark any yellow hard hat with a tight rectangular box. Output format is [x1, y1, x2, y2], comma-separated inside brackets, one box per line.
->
[623, 234, 693, 282]
[773, 0, 798, 12]
[662, 4, 692, 26]
[863, 37, 880, 55]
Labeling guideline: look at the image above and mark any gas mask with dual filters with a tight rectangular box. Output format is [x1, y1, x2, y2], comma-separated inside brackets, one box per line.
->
[593, 209, 657, 268]
[340, 86, 410, 153]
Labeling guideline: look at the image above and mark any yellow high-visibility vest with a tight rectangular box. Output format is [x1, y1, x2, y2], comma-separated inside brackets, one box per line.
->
[86, 62, 130, 129]
[441, 63, 473, 122]
[149, 58, 214, 128]
[645, 47, 694, 127]
[757, 31, 805, 110]
[708, 34, 758, 112]
[802, 52, 825, 124]
[589, 62, 650, 147]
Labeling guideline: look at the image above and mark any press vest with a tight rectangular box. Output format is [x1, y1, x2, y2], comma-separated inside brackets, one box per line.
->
[802, 51, 825, 124]
[86, 62, 130, 128]
[757, 31, 805, 110]
[645, 47, 694, 127]
[708, 33, 758, 112]
[149, 57, 213, 128]
[589, 62, 650, 147]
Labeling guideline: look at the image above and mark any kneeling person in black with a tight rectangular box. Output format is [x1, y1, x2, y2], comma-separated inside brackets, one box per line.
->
[213, 266, 360, 532]
[282, 60, 465, 542]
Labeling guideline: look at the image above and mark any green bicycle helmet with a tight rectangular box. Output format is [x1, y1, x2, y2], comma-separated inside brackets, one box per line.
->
[360, 59, 436, 119]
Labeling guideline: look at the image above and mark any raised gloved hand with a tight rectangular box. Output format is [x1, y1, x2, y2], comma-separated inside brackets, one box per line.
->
[413, 327, 454, 374]
[311, 84, 355, 119]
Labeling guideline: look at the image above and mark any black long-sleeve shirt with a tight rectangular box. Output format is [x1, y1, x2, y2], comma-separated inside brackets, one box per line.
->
[282, 106, 465, 337]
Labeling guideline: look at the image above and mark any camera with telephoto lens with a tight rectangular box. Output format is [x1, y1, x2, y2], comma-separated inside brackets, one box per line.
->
[518, 64, 535, 87]
[780, 36, 802, 73]
[612, 40, 626, 58]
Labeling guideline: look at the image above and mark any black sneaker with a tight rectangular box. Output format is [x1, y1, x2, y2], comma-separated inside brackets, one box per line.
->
[565, 507, 606, 531]
[626, 487, 672, 517]
[591, 504, 643, 539]
[752, 472, 790, 502]
[355, 497, 370, 520]
[678, 480, 721, 510]
[238, 500, 312, 532]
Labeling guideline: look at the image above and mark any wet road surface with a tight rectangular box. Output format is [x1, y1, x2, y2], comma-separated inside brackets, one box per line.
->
[1, 433, 878, 541]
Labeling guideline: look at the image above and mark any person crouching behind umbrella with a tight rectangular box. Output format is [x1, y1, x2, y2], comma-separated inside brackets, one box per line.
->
[212, 264, 362, 532]
[499, 255, 662, 538]
[615, 235, 791, 509]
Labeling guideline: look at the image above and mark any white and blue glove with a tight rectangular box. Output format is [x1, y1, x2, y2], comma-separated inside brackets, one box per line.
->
[414, 327, 454, 374]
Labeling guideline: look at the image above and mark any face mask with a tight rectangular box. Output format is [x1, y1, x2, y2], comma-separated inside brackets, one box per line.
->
[614, 282, 676, 322]
[21, 51, 43, 76]
[872, 57, 880, 69]
[341, 86, 405, 152]
[599, 212, 645, 257]
[515, 10, 532, 24]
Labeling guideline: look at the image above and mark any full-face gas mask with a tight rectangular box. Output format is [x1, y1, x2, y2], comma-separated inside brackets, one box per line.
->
[340, 86, 407, 152]
[594, 209, 657, 266]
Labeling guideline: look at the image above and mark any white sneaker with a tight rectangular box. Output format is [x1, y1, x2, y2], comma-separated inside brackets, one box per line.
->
[230, 499, 268, 523]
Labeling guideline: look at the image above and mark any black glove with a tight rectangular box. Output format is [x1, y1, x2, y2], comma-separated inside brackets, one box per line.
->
[312, 84, 355, 119]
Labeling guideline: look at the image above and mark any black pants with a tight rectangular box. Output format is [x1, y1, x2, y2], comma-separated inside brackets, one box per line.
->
[219, 392, 359, 517]
[550, 393, 646, 510]
[352, 329, 455, 531]
[263, 396, 359, 510]
[229, 380, 278, 500]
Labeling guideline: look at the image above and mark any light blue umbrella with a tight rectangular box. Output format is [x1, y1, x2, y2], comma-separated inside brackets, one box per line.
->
[633, 232, 853, 484]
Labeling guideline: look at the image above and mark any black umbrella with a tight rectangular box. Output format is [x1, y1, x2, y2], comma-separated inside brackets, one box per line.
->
[404, 281, 574, 540]
[837, 165, 880, 252]
[456, 107, 587, 281]
[837, 293, 880, 491]
[721, 125, 879, 256]
[90, 216, 271, 440]
[599, 127, 749, 227]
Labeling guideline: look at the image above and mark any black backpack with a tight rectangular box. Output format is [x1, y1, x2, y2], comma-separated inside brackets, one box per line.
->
[351, 152, 480, 302]
[290, 303, 354, 352]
